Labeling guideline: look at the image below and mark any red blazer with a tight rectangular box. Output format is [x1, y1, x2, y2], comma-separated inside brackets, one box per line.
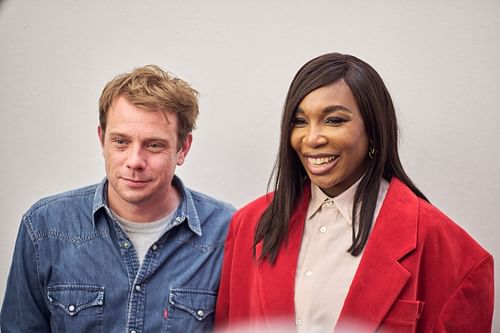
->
[215, 178, 494, 332]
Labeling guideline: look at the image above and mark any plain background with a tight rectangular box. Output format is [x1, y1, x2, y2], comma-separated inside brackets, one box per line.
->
[1, 0, 499, 330]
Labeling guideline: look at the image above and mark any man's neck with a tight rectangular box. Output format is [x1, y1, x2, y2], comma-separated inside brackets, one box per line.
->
[107, 187, 181, 223]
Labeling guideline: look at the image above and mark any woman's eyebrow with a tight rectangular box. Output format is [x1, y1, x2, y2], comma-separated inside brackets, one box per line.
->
[296, 105, 353, 115]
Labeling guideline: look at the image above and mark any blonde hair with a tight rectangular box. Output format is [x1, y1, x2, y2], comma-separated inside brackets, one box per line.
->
[99, 65, 199, 149]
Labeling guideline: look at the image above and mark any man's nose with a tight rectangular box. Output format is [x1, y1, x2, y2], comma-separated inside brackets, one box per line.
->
[126, 145, 147, 170]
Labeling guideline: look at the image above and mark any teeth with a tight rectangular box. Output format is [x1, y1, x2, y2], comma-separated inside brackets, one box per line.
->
[309, 156, 335, 165]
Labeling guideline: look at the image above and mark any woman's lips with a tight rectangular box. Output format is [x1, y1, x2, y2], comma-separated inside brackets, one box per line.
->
[305, 155, 339, 175]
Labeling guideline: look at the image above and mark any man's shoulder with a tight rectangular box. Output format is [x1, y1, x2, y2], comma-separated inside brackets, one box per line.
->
[186, 187, 235, 215]
[23, 183, 100, 229]
[28, 184, 98, 211]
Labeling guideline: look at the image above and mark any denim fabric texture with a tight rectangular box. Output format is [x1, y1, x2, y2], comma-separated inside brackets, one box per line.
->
[0, 176, 235, 333]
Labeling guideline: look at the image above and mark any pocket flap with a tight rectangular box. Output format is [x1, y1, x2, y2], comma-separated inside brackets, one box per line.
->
[169, 288, 216, 321]
[47, 284, 104, 316]
[384, 300, 425, 323]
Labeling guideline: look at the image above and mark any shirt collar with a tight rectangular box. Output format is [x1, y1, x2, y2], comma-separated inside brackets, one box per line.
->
[306, 177, 363, 225]
[92, 176, 202, 236]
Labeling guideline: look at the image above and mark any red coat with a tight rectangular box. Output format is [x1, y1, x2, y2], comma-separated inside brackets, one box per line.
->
[215, 178, 494, 332]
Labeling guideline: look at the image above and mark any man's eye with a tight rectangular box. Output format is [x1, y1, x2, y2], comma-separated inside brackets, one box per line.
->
[113, 139, 127, 146]
[148, 143, 164, 151]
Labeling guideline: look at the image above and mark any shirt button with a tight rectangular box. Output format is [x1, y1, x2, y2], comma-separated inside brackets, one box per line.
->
[325, 200, 333, 207]
[319, 226, 327, 233]
[68, 304, 76, 312]
[135, 285, 142, 292]
[151, 244, 158, 251]
[305, 270, 312, 277]
[130, 330, 137, 333]
[175, 216, 182, 222]
[197, 309, 205, 317]
[122, 241, 130, 249]
[296, 319, 302, 326]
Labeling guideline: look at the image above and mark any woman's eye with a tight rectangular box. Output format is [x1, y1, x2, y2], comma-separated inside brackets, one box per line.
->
[291, 117, 307, 127]
[325, 117, 345, 125]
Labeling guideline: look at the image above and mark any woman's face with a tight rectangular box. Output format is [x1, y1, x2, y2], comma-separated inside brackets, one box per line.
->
[290, 80, 369, 197]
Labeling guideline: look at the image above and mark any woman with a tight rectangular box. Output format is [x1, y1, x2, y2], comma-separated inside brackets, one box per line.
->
[215, 53, 494, 332]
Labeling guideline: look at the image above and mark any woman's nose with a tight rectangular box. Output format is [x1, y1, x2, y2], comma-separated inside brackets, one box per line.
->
[303, 125, 327, 147]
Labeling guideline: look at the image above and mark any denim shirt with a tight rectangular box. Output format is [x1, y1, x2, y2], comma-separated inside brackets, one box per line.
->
[0, 176, 235, 333]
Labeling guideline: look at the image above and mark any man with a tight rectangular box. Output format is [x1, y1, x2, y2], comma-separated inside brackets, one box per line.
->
[0, 65, 235, 332]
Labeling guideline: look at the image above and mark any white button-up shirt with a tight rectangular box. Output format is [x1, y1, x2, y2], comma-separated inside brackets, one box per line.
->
[294, 178, 389, 333]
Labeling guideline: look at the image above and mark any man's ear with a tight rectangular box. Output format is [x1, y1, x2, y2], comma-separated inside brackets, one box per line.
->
[97, 126, 105, 156]
[176, 133, 193, 166]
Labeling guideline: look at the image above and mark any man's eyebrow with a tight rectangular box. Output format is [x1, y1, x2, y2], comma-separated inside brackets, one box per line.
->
[107, 131, 130, 138]
[107, 132, 169, 142]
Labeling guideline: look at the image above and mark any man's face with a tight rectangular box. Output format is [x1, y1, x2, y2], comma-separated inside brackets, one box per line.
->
[98, 95, 191, 220]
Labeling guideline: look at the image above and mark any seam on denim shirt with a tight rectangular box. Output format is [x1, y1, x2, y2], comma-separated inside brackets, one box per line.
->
[22, 214, 48, 312]
[23, 208, 109, 245]
[23, 185, 109, 245]
[27, 185, 97, 212]
[32, 229, 110, 245]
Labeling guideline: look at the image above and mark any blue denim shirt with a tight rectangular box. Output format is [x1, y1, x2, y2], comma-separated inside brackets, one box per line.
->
[0, 176, 235, 333]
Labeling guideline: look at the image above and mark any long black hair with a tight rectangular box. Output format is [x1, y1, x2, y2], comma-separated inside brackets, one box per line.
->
[254, 52, 427, 263]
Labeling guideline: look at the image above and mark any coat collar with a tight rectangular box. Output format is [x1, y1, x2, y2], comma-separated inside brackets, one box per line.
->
[256, 178, 419, 331]
[337, 177, 419, 331]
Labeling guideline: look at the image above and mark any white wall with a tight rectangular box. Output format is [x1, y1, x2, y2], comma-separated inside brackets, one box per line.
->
[1, 0, 499, 329]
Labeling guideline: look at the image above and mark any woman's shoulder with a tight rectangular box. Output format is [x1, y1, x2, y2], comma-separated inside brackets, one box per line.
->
[233, 193, 274, 222]
[224, 193, 275, 243]
[388, 178, 490, 257]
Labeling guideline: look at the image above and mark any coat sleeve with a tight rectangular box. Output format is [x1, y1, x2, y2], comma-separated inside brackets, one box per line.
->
[433, 254, 494, 332]
[0, 216, 51, 332]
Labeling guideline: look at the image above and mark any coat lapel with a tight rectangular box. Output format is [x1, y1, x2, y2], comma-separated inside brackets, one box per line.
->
[256, 185, 311, 325]
[336, 178, 419, 332]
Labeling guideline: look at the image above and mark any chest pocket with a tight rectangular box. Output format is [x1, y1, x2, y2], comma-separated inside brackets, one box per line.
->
[167, 288, 216, 332]
[169, 288, 216, 320]
[380, 300, 424, 333]
[47, 284, 104, 333]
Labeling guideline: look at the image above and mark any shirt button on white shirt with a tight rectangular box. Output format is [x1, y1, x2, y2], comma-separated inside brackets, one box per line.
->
[305, 270, 312, 277]
[296, 319, 303, 326]
[319, 226, 327, 233]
